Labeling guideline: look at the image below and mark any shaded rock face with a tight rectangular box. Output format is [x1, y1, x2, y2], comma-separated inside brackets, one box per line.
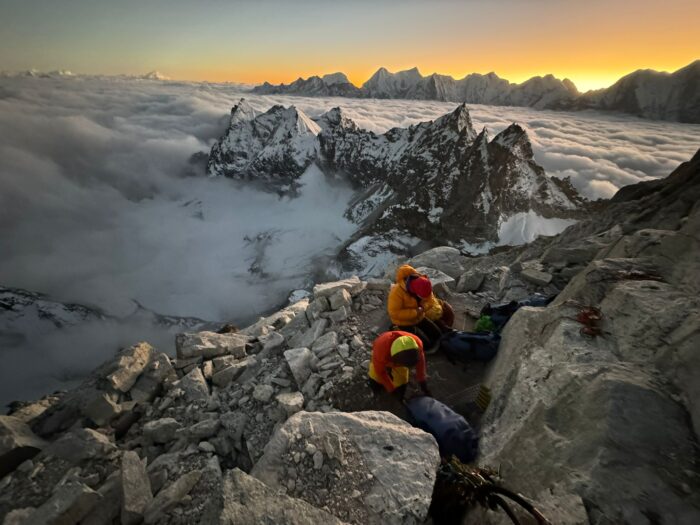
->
[474, 148, 700, 524]
[208, 101, 586, 274]
[577, 60, 700, 123]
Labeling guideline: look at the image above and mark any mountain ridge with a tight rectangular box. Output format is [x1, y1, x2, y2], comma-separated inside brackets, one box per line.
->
[252, 61, 700, 123]
[207, 100, 588, 275]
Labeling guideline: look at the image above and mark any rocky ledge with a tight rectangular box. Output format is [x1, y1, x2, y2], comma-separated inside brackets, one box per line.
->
[1, 150, 699, 524]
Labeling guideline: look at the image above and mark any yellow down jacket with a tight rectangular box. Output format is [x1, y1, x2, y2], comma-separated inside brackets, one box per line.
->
[387, 264, 442, 326]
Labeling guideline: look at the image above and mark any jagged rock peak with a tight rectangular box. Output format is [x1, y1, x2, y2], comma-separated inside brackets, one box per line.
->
[321, 72, 350, 85]
[263, 104, 321, 136]
[492, 123, 533, 157]
[229, 98, 257, 125]
[316, 107, 358, 131]
[433, 103, 477, 140]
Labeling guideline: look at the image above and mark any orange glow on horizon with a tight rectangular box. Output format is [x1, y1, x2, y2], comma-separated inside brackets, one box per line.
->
[173, 56, 698, 93]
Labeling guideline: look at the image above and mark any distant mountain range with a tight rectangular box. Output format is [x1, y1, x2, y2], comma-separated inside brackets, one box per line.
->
[252, 61, 700, 123]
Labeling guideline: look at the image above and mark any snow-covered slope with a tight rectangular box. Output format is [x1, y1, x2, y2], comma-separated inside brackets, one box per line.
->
[207, 99, 321, 190]
[208, 100, 588, 274]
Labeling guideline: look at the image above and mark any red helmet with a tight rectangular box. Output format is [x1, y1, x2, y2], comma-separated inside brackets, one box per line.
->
[409, 276, 432, 298]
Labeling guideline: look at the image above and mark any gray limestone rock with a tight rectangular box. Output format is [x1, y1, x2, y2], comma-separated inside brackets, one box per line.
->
[217, 468, 344, 525]
[211, 360, 251, 388]
[407, 247, 465, 279]
[143, 470, 202, 524]
[289, 318, 329, 349]
[457, 269, 485, 292]
[312, 276, 363, 299]
[479, 294, 700, 524]
[252, 384, 275, 403]
[46, 428, 116, 464]
[328, 289, 352, 310]
[107, 342, 155, 393]
[326, 306, 349, 323]
[520, 267, 553, 286]
[143, 418, 181, 444]
[414, 266, 456, 290]
[261, 331, 285, 354]
[365, 278, 392, 292]
[306, 297, 330, 322]
[252, 411, 439, 525]
[22, 482, 101, 525]
[0, 415, 47, 478]
[276, 392, 304, 417]
[311, 331, 338, 356]
[174, 367, 209, 403]
[121, 450, 153, 525]
[284, 347, 315, 388]
[82, 392, 121, 427]
[175, 331, 248, 360]
[189, 419, 221, 440]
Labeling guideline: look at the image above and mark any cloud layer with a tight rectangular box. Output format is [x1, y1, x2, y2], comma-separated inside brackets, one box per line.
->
[1, 75, 699, 404]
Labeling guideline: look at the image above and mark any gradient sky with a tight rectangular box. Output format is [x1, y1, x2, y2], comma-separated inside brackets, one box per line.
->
[1, 0, 699, 92]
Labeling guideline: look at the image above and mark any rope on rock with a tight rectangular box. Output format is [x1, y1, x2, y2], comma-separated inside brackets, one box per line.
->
[434, 457, 552, 525]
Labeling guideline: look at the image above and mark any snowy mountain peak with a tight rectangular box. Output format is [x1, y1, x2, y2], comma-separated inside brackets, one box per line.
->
[229, 98, 257, 125]
[321, 72, 350, 85]
[315, 107, 359, 132]
[207, 103, 320, 184]
[432, 103, 477, 141]
[492, 124, 533, 158]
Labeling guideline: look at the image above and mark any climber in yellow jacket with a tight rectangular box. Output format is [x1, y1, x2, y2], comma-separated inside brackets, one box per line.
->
[387, 264, 454, 348]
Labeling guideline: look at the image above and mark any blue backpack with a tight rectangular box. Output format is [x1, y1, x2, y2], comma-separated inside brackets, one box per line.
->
[439, 330, 501, 363]
[405, 396, 479, 463]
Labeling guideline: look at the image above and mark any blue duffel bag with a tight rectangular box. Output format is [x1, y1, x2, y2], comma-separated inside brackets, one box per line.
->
[482, 293, 555, 331]
[439, 330, 501, 363]
[405, 396, 479, 463]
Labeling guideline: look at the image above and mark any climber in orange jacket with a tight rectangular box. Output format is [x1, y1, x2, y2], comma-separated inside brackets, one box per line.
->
[368, 330, 431, 400]
[387, 264, 454, 348]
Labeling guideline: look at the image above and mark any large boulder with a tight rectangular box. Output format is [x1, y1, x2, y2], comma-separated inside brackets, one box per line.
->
[45, 428, 117, 464]
[407, 247, 465, 279]
[478, 297, 700, 524]
[252, 411, 440, 524]
[175, 331, 248, 360]
[312, 276, 364, 299]
[218, 468, 344, 525]
[173, 367, 209, 403]
[413, 266, 456, 291]
[107, 342, 155, 393]
[0, 415, 47, 478]
[121, 450, 153, 525]
[19, 482, 101, 525]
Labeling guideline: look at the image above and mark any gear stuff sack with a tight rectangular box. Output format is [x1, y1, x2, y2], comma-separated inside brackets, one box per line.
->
[439, 330, 500, 363]
[480, 293, 556, 331]
[405, 396, 479, 463]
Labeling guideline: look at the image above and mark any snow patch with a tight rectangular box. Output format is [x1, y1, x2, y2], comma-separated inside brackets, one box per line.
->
[497, 211, 577, 246]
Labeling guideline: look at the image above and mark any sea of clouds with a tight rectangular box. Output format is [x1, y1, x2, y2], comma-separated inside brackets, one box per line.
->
[1, 74, 699, 405]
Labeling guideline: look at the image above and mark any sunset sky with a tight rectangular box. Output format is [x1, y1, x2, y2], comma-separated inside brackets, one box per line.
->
[1, 0, 699, 92]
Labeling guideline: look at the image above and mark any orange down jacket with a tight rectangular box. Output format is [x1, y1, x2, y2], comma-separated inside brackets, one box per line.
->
[387, 264, 442, 326]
